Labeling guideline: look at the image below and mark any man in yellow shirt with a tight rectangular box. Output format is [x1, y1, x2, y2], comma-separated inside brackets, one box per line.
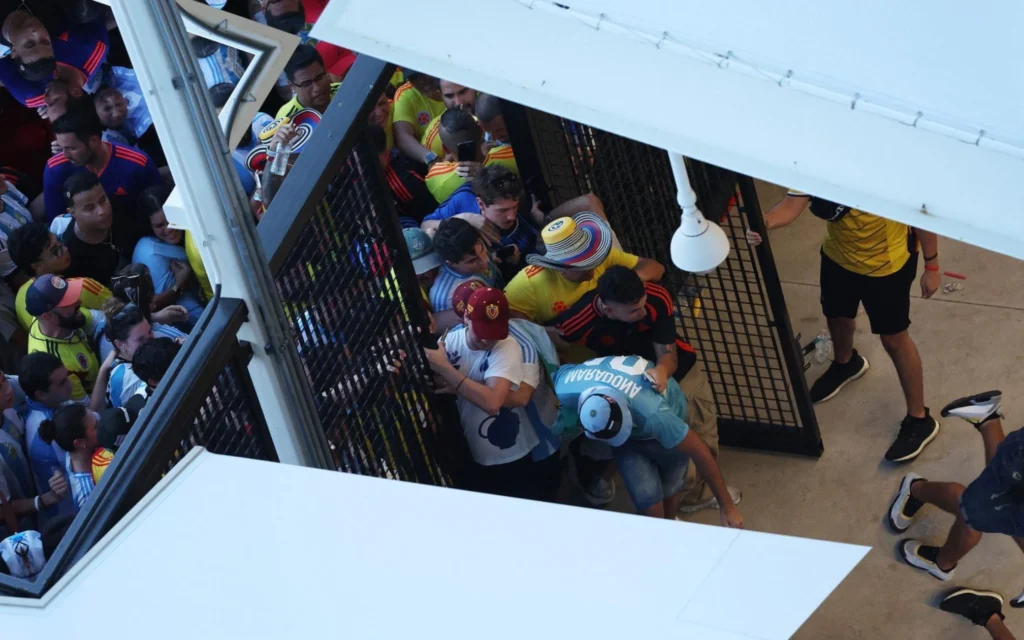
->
[504, 214, 664, 329]
[425, 109, 522, 204]
[748, 190, 940, 463]
[391, 71, 445, 166]
[24, 275, 102, 403]
[9, 222, 111, 331]
[275, 45, 340, 119]
[420, 79, 478, 156]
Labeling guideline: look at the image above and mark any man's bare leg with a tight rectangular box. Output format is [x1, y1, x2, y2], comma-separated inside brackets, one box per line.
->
[880, 329, 926, 418]
[826, 316, 856, 364]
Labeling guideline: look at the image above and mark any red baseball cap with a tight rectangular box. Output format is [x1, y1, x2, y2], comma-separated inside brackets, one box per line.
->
[465, 287, 510, 341]
[450, 279, 487, 319]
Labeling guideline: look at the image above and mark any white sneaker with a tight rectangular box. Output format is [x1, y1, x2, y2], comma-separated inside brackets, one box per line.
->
[941, 391, 1002, 427]
[1011, 588, 1024, 609]
[678, 485, 742, 514]
[898, 539, 955, 581]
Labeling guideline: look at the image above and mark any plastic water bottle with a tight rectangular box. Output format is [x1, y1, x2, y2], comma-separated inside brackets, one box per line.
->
[270, 140, 292, 177]
[813, 330, 833, 364]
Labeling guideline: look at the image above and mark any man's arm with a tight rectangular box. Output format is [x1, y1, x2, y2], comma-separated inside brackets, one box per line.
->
[646, 342, 677, 392]
[634, 256, 664, 282]
[393, 121, 434, 165]
[675, 429, 743, 528]
[436, 363, 513, 415]
[504, 381, 534, 408]
[914, 228, 940, 299]
[746, 194, 807, 246]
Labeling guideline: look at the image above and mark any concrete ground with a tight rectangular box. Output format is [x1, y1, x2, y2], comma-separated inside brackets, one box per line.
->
[578, 181, 1024, 638]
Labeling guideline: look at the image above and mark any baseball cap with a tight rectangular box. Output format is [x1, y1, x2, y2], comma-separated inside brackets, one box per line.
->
[465, 287, 510, 341]
[25, 275, 83, 317]
[578, 386, 634, 447]
[450, 278, 487, 319]
[403, 227, 443, 275]
[96, 393, 146, 451]
[0, 530, 46, 579]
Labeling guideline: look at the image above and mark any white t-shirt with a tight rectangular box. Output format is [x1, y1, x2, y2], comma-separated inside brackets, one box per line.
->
[445, 326, 538, 466]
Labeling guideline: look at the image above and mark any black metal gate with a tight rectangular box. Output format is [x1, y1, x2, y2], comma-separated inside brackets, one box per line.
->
[258, 57, 456, 483]
[506, 106, 822, 456]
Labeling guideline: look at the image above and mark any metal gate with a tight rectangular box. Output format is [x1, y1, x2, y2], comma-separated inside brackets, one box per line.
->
[258, 58, 457, 483]
[506, 106, 823, 456]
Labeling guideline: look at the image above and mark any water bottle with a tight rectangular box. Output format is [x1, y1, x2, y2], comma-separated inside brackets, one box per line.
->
[270, 140, 292, 177]
[814, 330, 833, 364]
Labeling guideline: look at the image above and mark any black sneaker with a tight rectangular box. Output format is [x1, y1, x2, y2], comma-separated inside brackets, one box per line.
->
[940, 588, 1004, 626]
[809, 350, 870, 403]
[885, 410, 939, 463]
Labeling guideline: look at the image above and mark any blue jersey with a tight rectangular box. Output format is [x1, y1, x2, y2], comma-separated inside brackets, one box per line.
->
[43, 142, 163, 226]
[428, 262, 503, 312]
[553, 356, 690, 448]
[0, 16, 108, 108]
[424, 184, 540, 256]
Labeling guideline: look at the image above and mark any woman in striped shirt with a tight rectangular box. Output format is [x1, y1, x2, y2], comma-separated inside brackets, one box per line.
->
[37, 404, 97, 512]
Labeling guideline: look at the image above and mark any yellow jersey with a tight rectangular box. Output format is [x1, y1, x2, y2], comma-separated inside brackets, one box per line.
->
[27, 315, 101, 402]
[789, 190, 914, 277]
[425, 147, 522, 203]
[92, 447, 114, 483]
[504, 247, 640, 323]
[16, 277, 110, 332]
[185, 231, 214, 301]
[390, 68, 405, 88]
[275, 83, 341, 120]
[421, 115, 444, 156]
[392, 82, 445, 139]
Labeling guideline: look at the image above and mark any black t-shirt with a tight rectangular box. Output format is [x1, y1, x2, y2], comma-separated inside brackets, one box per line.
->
[61, 224, 125, 286]
[384, 163, 437, 224]
[548, 281, 697, 377]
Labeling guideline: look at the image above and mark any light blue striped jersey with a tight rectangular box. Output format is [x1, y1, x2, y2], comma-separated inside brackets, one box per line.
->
[553, 356, 690, 448]
[107, 362, 148, 410]
[64, 451, 95, 512]
[507, 320, 560, 461]
[428, 263, 502, 312]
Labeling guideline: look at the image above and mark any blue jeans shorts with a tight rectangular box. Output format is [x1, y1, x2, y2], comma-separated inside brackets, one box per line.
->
[613, 438, 691, 512]
[960, 428, 1024, 537]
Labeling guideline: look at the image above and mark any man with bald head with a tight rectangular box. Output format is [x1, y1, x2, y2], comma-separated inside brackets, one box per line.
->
[0, 8, 108, 111]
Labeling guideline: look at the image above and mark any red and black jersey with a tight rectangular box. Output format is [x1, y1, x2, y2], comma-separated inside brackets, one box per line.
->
[549, 281, 697, 377]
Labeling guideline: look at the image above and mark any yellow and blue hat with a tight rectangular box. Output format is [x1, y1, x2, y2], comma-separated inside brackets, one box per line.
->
[526, 212, 612, 271]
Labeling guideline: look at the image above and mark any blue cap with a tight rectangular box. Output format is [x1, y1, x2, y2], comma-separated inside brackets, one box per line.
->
[403, 228, 443, 275]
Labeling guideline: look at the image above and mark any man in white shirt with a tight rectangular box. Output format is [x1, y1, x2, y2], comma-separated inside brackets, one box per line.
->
[424, 287, 549, 500]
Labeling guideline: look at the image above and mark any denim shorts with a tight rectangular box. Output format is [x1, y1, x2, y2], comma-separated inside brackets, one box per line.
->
[613, 438, 690, 511]
[960, 428, 1024, 537]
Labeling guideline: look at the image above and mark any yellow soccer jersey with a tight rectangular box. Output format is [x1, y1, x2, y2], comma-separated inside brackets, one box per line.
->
[185, 231, 213, 302]
[425, 147, 523, 203]
[27, 318, 100, 402]
[392, 82, 445, 139]
[788, 190, 913, 277]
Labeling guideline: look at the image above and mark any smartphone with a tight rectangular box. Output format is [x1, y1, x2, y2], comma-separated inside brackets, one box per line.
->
[496, 245, 517, 262]
[457, 140, 476, 163]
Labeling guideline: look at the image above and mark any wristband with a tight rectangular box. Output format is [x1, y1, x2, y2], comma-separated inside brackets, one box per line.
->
[34, 495, 42, 511]
[924, 264, 939, 272]
[455, 375, 467, 392]
[923, 252, 938, 261]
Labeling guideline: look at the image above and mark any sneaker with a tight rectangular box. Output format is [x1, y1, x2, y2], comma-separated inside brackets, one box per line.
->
[678, 485, 743, 514]
[888, 473, 926, 533]
[1011, 589, 1024, 609]
[885, 410, 940, 463]
[941, 390, 1003, 428]
[567, 455, 615, 506]
[809, 350, 869, 403]
[898, 539, 955, 581]
[940, 588, 1005, 626]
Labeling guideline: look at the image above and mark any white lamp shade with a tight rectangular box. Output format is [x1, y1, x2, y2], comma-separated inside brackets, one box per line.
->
[670, 211, 731, 275]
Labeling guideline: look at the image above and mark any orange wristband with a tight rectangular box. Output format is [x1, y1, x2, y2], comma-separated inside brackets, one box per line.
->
[924, 265, 939, 272]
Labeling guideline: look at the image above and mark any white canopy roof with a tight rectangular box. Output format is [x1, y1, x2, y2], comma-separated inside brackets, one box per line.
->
[0, 449, 867, 638]
[314, 0, 1024, 259]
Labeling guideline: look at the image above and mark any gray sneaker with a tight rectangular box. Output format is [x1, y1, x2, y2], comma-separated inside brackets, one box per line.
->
[941, 390, 1002, 428]
[678, 485, 742, 514]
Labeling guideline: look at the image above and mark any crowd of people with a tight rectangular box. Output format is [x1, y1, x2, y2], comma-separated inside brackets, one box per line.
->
[0, 1, 1016, 636]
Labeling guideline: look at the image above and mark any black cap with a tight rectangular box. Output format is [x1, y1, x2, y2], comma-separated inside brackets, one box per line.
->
[96, 394, 146, 451]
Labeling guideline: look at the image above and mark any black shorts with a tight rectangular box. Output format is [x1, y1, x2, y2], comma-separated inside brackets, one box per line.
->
[819, 251, 917, 336]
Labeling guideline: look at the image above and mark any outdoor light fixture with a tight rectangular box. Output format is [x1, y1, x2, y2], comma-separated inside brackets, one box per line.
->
[667, 152, 730, 275]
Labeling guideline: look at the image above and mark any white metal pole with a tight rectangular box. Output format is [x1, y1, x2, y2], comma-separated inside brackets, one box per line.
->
[111, 0, 332, 468]
[666, 152, 731, 273]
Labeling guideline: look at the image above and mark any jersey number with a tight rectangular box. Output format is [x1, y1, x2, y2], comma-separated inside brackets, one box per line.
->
[590, 355, 649, 376]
